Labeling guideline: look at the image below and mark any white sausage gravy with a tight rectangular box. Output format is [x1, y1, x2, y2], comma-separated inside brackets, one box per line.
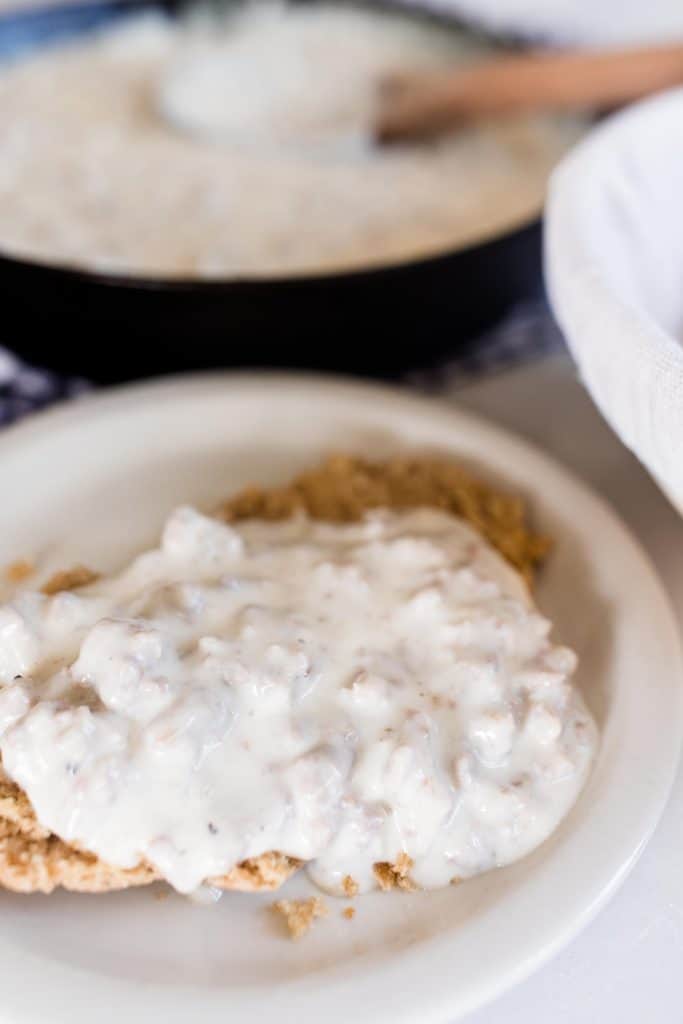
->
[0, 507, 597, 895]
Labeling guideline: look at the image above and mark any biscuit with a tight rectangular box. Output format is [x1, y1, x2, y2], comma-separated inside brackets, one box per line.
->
[220, 454, 548, 583]
[0, 455, 547, 895]
[0, 766, 301, 894]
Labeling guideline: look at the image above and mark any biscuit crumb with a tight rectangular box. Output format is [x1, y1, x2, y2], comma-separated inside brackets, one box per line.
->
[342, 906, 355, 920]
[41, 566, 100, 595]
[450, 876, 463, 886]
[154, 888, 170, 901]
[272, 896, 328, 939]
[5, 559, 33, 584]
[373, 853, 416, 892]
[342, 874, 359, 897]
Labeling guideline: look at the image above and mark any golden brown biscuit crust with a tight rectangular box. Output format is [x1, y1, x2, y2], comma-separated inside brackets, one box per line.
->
[373, 852, 416, 892]
[220, 454, 548, 583]
[0, 766, 302, 894]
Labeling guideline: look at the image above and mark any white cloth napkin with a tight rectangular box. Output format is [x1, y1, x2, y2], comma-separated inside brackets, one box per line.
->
[545, 87, 683, 512]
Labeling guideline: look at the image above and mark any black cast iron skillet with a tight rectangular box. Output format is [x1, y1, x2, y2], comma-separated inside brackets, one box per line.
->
[0, 0, 544, 381]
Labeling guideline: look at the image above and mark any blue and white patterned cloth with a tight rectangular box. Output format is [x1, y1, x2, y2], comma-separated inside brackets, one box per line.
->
[0, 347, 88, 427]
[408, 300, 565, 391]
[0, 301, 565, 425]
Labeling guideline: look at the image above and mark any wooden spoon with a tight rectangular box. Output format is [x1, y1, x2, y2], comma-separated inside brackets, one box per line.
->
[375, 43, 683, 144]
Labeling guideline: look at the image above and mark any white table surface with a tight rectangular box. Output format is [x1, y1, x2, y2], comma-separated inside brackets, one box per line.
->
[451, 352, 683, 1024]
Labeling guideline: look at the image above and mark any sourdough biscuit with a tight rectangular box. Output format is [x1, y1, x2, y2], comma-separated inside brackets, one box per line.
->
[0, 455, 547, 894]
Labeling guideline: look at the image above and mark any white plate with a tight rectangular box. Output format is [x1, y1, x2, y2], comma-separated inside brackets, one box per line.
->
[0, 373, 680, 1024]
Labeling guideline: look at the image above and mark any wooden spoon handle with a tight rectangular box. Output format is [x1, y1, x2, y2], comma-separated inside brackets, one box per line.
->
[376, 43, 683, 143]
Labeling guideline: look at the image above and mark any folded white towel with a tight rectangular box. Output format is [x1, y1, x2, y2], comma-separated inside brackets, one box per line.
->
[546, 87, 683, 511]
